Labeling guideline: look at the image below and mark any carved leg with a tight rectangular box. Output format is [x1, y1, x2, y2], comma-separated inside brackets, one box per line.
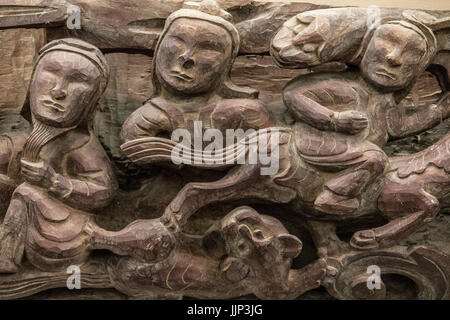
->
[351, 189, 439, 250]
[305, 220, 349, 258]
[87, 219, 175, 262]
[255, 258, 327, 299]
[0, 198, 27, 273]
[162, 164, 279, 229]
[285, 258, 327, 299]
[314, 150, 388, 215]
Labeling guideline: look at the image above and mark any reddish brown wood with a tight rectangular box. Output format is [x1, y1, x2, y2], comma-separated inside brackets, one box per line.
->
[0, 0, 449, 300]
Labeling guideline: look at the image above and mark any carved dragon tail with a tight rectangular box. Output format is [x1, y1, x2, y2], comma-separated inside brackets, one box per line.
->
[120, 127, 290, 169]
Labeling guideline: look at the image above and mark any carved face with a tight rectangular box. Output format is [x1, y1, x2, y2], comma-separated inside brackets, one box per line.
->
[219, 207, 302, 281]
[361, 24, 427, 90]
[155, 18, 233, 95]
[30, 51, 101, 127]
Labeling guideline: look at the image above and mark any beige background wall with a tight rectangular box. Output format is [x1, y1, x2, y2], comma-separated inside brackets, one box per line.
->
[255, 0, 450, 10]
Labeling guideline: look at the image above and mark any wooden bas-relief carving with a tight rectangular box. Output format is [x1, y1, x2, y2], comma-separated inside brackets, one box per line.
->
[0, 0, 450, 300]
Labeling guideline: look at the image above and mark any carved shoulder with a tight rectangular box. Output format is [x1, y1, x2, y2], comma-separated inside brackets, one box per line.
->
[284, 72, 367, 108]
[67, 136, 116, 186]
[121, 101, 172, 143]
[212, 98, 274, 130]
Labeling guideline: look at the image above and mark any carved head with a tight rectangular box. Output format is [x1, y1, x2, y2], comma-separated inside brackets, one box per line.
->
[155, 17, 233, 95]
[360, 20, 437, 91]
[28, 39, 109, 128]
[205, 206, 302, 284]
[271, 12, 330, 68]
[271, 8, 369, 69]
[152, 1, 257, 99]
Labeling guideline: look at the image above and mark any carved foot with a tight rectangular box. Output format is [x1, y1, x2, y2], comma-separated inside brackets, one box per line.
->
[314, 189, 359, 215]
[350, 230, 379, 250]
[0, 258, 18, 274]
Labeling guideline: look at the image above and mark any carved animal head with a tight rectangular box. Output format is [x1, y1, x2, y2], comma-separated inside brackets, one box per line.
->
[271, 8, 370, 69]
[204, 206, 302, 285]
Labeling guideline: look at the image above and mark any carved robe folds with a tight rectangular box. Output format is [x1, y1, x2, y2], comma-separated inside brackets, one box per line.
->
[0, 130, 117, 271]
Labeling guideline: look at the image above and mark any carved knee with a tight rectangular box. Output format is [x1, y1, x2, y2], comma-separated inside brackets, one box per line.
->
[363, 150, 389, 176]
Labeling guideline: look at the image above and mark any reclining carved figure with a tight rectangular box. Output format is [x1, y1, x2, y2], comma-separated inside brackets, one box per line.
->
[0, 206, 326, 300]
[97, 206, 326, 300]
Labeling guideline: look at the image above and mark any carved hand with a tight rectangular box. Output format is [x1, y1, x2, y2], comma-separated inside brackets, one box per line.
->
[20, 160, 57, 189]
[332, 110, 369, 134]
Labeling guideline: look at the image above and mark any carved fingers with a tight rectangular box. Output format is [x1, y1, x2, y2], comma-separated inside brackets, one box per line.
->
[20, 160, 57, 189]
[332, 110, 369, 134]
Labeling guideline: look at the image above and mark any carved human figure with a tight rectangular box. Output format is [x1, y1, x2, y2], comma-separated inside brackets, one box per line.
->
[120, 1, 274, 157]
[279, 18, 448, 215]
[0, 115, 30, 215]
[0, 30, 37, 215]
[0, 39, 117, 273]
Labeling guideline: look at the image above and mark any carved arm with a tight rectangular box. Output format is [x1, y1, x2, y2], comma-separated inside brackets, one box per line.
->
[121, 102, 172, 143]
[49, 145, 118, 212]
[284, 88, 336, 130]
[50, 171, 117, 211]
[283, 79, 369, 134]
[388, 92, 450, 139]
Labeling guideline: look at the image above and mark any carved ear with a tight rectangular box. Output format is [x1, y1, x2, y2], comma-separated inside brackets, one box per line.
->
[278, 234, 303, 259]
[293, 14, 329, 45]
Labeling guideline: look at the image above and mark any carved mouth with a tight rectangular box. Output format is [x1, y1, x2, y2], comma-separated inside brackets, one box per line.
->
[42, 100, 65, 112]
[375, 69, 397, 80]
[171, 71, 193, 82]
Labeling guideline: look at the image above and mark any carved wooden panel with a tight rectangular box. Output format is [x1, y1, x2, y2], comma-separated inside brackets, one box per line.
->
[0, 0, 449, 300]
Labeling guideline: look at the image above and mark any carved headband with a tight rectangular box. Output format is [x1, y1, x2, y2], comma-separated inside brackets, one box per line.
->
[351, 18, 437, 66]
[35, 38, 110, 94]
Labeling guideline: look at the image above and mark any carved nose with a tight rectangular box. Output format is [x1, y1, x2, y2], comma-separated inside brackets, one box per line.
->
[50, 87, 67, 100]
[386, 51, 402, 66]
[182, 58, 195, 69]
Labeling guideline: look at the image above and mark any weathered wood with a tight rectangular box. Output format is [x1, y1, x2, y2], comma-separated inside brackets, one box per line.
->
[0, 0, 450, 301]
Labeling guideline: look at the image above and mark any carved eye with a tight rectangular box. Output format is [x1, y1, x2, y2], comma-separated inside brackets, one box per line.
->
[253, 230, 264, 240]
